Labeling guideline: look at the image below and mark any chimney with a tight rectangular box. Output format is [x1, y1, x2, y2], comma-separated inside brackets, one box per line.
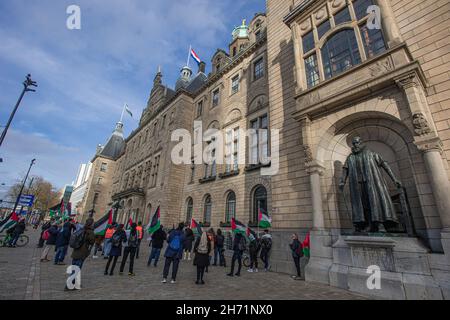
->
[198, 61, 206, 74]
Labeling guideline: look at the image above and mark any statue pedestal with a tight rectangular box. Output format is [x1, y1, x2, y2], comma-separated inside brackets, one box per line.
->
[328, 235, 445, 299]
[305, 229, 333, 285]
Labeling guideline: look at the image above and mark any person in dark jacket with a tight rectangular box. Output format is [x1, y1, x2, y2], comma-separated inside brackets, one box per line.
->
[105, 224, 127, 276]
[227, 232, 246, 277]
[38, 219, 54, 248]
[54, 221, 72, 265]
[162, 223, 185, 284]
[193, 231, 211, 284]
[148, 225, 167, 267]
[289, 233, 303, 279]
[215, 229, 226, 267]
[247, 235, 261, 273]
[119, 223, 139, 276]
[8, 219, 26, 247]
[40, 223, 59, 262]
[71, 218, 95, 270]
[183, 228, 195, 260]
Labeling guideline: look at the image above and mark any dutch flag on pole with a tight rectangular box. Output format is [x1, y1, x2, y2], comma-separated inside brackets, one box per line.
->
[190, 48, 202, 66]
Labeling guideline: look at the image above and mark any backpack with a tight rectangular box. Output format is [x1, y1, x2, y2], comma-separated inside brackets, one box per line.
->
[69, 228, 85, 249]
[128, 232, 138, 247]
[111, 232, 122, 247]
[238, 236, 247, 251]
[262, 237, 272, 251]
[169, 234, 181, 251]
[216, 235, 224, 247]
[42, 230, 50, 241]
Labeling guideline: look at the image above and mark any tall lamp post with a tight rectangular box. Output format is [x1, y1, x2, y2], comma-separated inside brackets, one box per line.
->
[12, 159, 36, 214]
[0, 74, 38, 148]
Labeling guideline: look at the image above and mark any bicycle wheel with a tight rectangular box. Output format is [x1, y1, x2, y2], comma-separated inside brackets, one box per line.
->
[16, 235, 29, 247]
[243, 255, 250, 268]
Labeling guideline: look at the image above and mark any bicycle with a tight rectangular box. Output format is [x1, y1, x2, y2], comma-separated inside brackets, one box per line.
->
[0, 234, 30, 247]
[242, 248, 250, 268]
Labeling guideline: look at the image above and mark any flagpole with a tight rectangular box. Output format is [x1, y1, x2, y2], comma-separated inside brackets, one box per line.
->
[120, 104, 126, 123]
[186, 45, 191, 68]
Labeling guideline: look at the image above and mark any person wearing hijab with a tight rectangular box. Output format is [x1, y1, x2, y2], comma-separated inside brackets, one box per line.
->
[193, 231, 211, 285]
[119, 223, 139, 276]
[104, 224, 127, 276]
[71, 217, 95, 270]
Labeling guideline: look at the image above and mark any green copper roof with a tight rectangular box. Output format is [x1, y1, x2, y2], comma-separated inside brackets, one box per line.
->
[232, 19, 249, 40]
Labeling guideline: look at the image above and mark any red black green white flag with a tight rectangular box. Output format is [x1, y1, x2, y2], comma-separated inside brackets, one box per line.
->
[246, 226, 257, 241]
[258, 208, 272, 228]
[231, 218, 247, 235]
[147, 206, 161, 235]
[190, 218, 202, 235]
[0, 212, 19, 233]
[302, 232, 310, 257]
[94, 209, 113, 236]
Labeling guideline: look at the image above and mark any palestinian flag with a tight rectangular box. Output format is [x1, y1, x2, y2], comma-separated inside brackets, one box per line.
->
[126, 217, 133, 230]
[302, 232, 310, 257]
[190, 218, 202, 236]
[258, 209, 272, 229]
[94, 209, 113, 236]
[246, 226, 257, 241]
[231, 218, 247, 235]
[0, 212, 19, 233]
[147, 206, 161, 235]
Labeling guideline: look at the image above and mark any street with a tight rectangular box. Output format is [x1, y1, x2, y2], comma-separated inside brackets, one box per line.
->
[0, 228, 368, 300]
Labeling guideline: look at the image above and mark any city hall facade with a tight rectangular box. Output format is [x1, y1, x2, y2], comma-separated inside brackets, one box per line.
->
[82, 0, 450, 298]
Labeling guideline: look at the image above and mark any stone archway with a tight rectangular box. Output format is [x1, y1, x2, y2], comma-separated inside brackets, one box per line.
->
[316, 112, 431, 244]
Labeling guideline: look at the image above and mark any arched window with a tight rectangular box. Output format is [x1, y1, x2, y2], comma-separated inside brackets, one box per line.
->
[146, 203, 152, 225]
[186, 197, 193, 224]
[321, 29, 361, 79]
[204, 195, 212, 224]
[252, 186, 267, 223]
[225, 192, 236, 223]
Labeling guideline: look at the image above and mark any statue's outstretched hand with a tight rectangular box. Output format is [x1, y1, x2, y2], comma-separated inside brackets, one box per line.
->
[395, 180, 403, 189]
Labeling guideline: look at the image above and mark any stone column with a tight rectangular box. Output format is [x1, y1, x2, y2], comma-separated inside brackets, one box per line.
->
[376, 0, 403, 47]
[305, 160, 334, 284]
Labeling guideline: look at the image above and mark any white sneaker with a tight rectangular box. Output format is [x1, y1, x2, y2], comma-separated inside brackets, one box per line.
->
[171, 279, 176, 284]
[92, 256, 98, 259]
[247, 269, 253, 273]
[254, 268, 258, 273]
[162, 278, 167, 283]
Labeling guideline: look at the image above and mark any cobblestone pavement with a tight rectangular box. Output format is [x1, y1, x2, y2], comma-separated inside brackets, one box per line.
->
[0, 229, 368, 300]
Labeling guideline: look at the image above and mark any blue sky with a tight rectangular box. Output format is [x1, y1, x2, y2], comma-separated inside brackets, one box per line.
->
[0, 0, 265, 197]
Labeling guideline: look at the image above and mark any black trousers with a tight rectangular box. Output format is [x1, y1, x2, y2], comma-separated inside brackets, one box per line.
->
[197, 266, 206, 281]
[105, 256, 119, 274]
[230, 250, 242, 275]
[136, 239, 142, 259]
[120, 247, 136, 273]
[163, 257, 180, 280]
[293, 256, 301, 277]
[250, 251, 258, 269]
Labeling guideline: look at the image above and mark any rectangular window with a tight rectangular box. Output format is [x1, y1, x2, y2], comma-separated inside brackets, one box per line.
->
[254, 58, 265, 80]
[359, 25, 387, 58]
[317, 20, 331, 39]
[225, 128, 239, 173]
[231, 75, 240, 94]
[304, 54, 320, 88]
[353, 0, 375, 21]
[334, 6, 352, 25]
[249, 115, 269, 165]
[96, 177, 103, 185]
[190, 159, 195, 183]
[212, 89, 220, 107]
[302, 30, 315, 54]
[255, 30, 262, 41]
[197, 101, 203, 117]
[100, 163, 107, 172]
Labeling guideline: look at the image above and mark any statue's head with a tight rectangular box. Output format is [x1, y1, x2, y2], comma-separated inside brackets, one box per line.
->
[352, 136, 362, 152]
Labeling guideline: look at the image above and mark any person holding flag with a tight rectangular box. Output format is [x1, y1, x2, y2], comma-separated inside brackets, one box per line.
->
[260, 229, 273, 272]
[147, 206, 166, 267]
[246, 227, 260, 273]
[227, 218, 247, 277]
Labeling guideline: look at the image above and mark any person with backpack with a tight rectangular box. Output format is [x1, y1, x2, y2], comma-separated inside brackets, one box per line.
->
[260, 229, 272, 271]
[54, 221, 72, 265]
[247, 234, 261, 273]
[119, 223, 139, 276]
[40, 222, 59, 262]
[215, 229, 225, 267]
[205, 228, 215, 273]
[147, 225, 166, 267]
[38, 218, 54, 248]
[162, 223, 185, 284]
[289, 233, 303, 280]
[104, 224, 127, 276]
[103, 223, 116, 259]
[227, 232, 246, 277]
[71, 218, 95, 270]
[193, 231, 211, 285]
[183, 227, 194, 261]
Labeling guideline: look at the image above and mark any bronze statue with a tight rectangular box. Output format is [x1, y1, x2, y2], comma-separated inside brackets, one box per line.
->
[339, 136, 402, 233]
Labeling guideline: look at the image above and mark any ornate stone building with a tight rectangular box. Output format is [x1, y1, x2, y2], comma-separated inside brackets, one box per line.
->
[91, 0, 450, 299]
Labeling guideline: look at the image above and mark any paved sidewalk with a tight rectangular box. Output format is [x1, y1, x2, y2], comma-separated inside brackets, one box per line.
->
[0, 229, 368, 300]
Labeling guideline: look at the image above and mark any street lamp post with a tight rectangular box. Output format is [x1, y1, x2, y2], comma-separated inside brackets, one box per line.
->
[0, 74, 38, 148]
[12, 159, 36, 214]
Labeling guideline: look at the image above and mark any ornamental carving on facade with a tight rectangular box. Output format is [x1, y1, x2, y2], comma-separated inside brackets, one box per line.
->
[368, 59, 393, 77]
[412, 113, 432, 136]
[303, 145, 313, 162]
